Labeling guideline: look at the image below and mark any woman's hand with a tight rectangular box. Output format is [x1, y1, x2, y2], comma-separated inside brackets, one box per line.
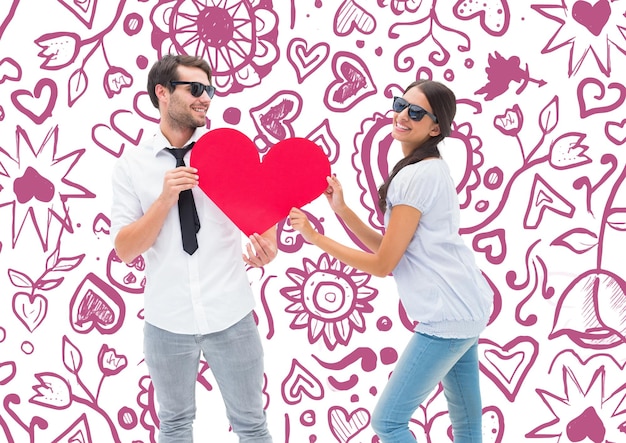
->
[324, 175, 348, 215]
[289, 207, 317, 244]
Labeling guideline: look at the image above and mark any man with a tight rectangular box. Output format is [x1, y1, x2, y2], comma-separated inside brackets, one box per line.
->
[110, 54, 275, 442]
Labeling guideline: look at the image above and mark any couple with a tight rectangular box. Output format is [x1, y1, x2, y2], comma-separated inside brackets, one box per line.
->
[110, 54, 493, 443]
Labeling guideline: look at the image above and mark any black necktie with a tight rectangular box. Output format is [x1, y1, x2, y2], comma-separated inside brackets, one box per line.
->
[166, 143, 200, 255]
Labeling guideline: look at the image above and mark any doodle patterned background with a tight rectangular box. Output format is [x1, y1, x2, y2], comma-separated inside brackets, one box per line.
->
[1, 0, 626, 442]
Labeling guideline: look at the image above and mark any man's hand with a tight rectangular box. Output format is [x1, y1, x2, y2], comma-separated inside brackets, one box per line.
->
[243, 232, 278, 267]
[160, 166, 198, 207]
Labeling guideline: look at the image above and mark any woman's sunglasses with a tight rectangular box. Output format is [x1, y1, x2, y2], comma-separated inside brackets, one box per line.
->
[170, 81, 216, 99]
[392, 96, 438, 123]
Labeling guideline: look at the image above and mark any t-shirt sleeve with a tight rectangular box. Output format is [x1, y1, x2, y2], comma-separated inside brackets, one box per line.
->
[110, 158, 144, 245]
[387, 161, 442, 215]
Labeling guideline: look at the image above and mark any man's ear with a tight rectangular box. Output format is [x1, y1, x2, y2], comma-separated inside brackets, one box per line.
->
[155, 84, 168, 103]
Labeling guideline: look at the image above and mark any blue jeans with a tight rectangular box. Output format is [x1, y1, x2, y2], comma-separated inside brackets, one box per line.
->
[371, 333, 482, 443]
[143, 313, 272, 443]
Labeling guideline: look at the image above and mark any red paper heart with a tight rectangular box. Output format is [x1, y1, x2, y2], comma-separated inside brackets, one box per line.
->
[191, 128, 331, 236]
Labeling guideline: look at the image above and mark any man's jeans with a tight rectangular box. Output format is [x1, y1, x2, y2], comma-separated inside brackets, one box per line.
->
[144, 313, 272, 442]
[371, 332, 482, 443]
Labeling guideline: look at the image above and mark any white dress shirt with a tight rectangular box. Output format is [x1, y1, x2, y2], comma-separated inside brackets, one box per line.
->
[110, 130, 255, 334]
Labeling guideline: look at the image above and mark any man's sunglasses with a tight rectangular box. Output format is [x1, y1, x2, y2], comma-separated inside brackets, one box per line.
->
[392, 96, 438, 123]
[170, 81, 216, 99]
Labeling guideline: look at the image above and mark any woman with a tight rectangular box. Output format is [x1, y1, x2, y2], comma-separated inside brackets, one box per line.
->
[289, 79, 493, 443]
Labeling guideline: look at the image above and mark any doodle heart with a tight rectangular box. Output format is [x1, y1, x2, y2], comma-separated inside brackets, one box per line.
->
[572, 0, 610, 36]
[11, 78, 57, 125]
[328, 406, 369, 443]
[250, 91, 302, 147]
[606, 119, 626, 145]
[281, 359, 324, 404]
[453, 0, 510, 36]
[92, 109, 144, 157]
[324, 51, 377, 112]
[0, 57, 21, 83]
[478, 337, 539, 402]
[13, 292, 47, 332]
[191, 127, 331, 237]
[577, 78, 626, 118]
[287, 38, 330, 84]
[70, 273, 125, 334]
[132, 91, 160, 124]
[472, 229, 506, 265]
[334, 0, 375, 36]
[566, 406, 606, 442]
[92, 123, 126, 158]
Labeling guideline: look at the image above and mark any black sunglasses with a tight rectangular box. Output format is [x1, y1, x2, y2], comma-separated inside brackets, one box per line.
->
[392, 96, 438, 123]
[170, 81, 216, 99]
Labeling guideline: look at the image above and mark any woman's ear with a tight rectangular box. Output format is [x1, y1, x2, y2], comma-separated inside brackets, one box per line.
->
[430, 124, 441, 137]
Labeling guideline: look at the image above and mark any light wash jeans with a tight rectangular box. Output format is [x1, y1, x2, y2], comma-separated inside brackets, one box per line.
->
[371, 332, 482, 443]
[143, 313, 273, 443]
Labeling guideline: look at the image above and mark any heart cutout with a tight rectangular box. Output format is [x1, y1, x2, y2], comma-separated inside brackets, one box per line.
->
[191, 128, 331, 236]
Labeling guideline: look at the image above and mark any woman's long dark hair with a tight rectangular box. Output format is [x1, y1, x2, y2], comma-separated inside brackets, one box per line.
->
[377, 79, 457, 213]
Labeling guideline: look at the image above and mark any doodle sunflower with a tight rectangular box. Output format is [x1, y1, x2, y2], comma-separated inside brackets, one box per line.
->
[150, 0, 279, 94]
[281, 253, 377, 350]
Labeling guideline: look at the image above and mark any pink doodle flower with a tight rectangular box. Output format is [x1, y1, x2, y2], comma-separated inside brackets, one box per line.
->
[103, 66, 133, 98]
[549, 133, 591, 169]
[280, 253, 377, 350]
[35, 32, 80, 69]
[494, 104, 523, 137]
[150, 0, 279, 95]
[30, 373, 71, 409]
[98, 345, 128, 376]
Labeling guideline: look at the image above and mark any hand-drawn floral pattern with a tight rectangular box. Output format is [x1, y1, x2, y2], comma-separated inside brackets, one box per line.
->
[1, 0, 626, 441]
[150, 0, 279, 95]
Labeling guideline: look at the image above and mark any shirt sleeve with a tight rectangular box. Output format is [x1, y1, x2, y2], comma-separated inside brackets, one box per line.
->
[110, 158, 144, 245]
[387, 161, 443, 215]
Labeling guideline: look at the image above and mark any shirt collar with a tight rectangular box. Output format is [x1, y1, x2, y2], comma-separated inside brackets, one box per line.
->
[149, 128, 208, 157]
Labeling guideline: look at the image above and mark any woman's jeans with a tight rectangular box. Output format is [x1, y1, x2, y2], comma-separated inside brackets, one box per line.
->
[371, 332, 482, 443]
[144, 313, 272, 443]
